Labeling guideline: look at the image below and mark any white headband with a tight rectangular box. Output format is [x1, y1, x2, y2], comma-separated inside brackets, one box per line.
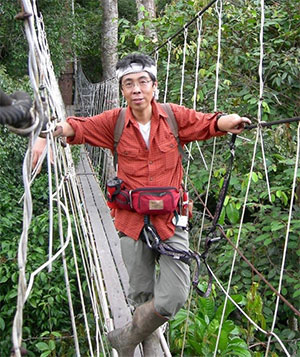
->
[116, 63, 157, 80]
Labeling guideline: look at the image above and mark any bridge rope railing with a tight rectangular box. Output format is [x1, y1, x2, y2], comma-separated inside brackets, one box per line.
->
[8, 1, 117, 356]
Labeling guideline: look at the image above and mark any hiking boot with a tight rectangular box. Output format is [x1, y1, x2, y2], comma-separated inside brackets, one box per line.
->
[107, 299, 167, 357]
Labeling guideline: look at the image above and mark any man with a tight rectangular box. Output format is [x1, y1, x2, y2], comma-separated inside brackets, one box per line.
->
[32, 53, 250, 356]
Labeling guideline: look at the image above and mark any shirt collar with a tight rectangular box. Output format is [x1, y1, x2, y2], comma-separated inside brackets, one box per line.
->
[124, 100, 167, 128]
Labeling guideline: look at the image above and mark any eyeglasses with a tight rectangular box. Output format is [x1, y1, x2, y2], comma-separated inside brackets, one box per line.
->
[122, 79, 153, 90]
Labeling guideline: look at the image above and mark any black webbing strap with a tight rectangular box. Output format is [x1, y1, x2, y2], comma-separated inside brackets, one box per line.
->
[203, 134, 237, 254]
[208, 134, 237, 235]
[196, 134, 237, 295]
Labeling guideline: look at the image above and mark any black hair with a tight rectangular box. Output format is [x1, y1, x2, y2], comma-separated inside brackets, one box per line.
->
[116, 53, 156, 85]
[116, 53, 155, 71]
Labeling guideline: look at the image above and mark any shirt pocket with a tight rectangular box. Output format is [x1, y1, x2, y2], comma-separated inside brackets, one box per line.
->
[117, 147, 141, 174]
[158, 139, 179, 170]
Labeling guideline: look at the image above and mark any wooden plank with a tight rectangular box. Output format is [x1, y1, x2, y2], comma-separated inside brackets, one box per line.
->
[78, 150, 129, 294]
[76, 150, 131, 329]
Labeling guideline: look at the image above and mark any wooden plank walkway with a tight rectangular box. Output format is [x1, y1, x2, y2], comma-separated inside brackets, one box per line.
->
[75, 145, 168, 357]
[76, 149, 131, 327]
[76, 148, 144, 357]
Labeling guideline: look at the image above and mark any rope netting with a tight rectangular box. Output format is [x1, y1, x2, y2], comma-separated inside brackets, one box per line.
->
[10, 1, 116, 356]
[4, 0, 299, 356]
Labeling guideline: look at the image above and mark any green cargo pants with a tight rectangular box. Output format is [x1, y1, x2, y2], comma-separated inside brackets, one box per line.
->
[120, 227, 190, 318]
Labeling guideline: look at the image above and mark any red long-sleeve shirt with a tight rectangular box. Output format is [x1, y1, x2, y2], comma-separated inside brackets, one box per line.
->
[66, 100, 225, 240]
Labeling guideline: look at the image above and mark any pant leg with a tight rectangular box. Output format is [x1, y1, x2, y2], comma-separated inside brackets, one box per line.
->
[120, 235, 156, 307]
[154, 228, 190, 318]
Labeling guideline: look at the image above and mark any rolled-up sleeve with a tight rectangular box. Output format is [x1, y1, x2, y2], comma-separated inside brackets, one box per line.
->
[66, 108, 122, 150]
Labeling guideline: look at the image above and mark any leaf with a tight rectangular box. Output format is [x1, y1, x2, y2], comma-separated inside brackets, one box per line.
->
[292, 290, 300, 298]
[225, 345, 251, 357]
[35, 342, 49, 352]
[48, 339, 56, 351]
[226, 203, 240, 224]
[41, 351, 52, 357]
[251, 172, 258, 183]
[218, 329, 229, 351]
[263, 238, 273, 246]
[0, 317, 5, 331]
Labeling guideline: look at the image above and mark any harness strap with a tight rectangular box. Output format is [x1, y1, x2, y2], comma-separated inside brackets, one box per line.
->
[142, 216, 212, 297]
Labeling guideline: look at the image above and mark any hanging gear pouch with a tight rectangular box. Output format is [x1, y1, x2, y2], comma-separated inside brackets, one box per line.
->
[106, 177, 132, 211]
[130, 187, 180, 215]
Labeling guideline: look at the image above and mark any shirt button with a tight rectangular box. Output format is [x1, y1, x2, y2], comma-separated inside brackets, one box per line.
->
[149, 161, 153, 164]
[150, 177, 153, 181]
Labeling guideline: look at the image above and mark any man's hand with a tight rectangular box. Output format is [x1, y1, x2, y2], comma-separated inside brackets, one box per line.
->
[217, 114, 251, 134]
[32, 121, 75, 172]
[32, 137, 48, 171]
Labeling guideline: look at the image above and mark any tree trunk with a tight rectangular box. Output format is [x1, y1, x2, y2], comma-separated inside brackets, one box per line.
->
[100, 0, 119, 109]
[101, 0, 118, 81]
[100, 0, 119, 176]
[136, 0, 158, 42]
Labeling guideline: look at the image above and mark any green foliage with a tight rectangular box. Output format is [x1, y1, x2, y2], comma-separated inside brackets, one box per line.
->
[169, 293, 251, 356]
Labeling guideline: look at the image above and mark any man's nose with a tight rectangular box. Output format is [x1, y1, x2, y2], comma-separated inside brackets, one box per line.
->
[132, 83, 142, 92]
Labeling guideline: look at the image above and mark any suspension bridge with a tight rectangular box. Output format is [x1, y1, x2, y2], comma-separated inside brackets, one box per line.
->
[0, 0, 299, 356]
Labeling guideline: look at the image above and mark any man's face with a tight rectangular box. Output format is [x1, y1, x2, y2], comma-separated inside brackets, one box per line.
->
[121, 71, 157, 112]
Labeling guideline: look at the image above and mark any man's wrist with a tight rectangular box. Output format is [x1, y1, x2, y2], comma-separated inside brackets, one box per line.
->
[39, 125, 63, 138]
[216, 113, 228, 132]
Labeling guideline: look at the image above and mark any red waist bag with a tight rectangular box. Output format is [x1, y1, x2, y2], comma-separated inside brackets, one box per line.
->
[130, 187, 180, 215]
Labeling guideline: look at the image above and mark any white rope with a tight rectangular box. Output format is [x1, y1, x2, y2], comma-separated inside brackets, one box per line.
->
[12, 1, 113, 355]
[63, 151, 111, 356]
[213, 129, 260, 357]
[265, 126, 300, 355]
[179, 27, 188, 106]
[213, 0, 223, 113]
[180, 16, 205, 354]
[257, 0, 272, 203]
[184, 16, 206, 190]
[207, 264, 291, 356]
[163, 40, 172, 104]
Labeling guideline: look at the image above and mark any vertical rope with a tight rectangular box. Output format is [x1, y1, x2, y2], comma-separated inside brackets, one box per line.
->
[184, 16, 207, 191]
[163, 40, 172, 103]
[179, 27, 188, 106]
[257, 0, 272, 202]
[265, 130, 300, 353]
[180, 15, 204, 355]
[213, 0, 223, 112]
